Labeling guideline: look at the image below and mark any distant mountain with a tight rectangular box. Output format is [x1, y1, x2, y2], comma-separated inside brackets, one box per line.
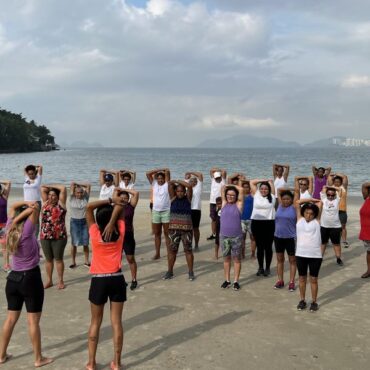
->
[196, 134, 300, 148]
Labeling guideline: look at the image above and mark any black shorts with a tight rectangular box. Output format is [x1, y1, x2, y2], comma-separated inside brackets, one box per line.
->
[191, 210, 201, 228]
[321, 227, 342, 245]
[339, 211, 347, 225]
[89, 274, 127, 305]
[209, 204, 217, 221]
[274, 237, 296, 256]
[296, 256, 322, 278]
[123, 231, 136, 256]
[6, 266, 44, 313]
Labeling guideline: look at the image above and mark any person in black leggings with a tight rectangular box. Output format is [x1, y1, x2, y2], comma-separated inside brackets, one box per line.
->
[250, 179, 276, 277]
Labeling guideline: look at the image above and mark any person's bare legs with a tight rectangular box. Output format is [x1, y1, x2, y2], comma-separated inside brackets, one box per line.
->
[333, 244, 341, 259]
[71, 245, 77, 266]
[152, 223, 162, 259]
[211, 220, 216, 236]
[241, 233, 246, 259]
[233, 258, 241, 282]
[0, 310, 21, 363]
[185, 250, 194, 273]
[27, 312, 53, 367]
[298, 275, 307, 301]
[166, 248, 177, 273]
[83, 245, 90, 264]
[310, 276, 319, 302]
[163, 223, 170, 249]
[55, 260, 65, 289]
[125, 255, 137, 281]
[361, 251, 370, 278]
[321, 244, 326, 256]
[250, 235, 256, 259]
[341, 224, 347, 243]
[288, 255, 297, 283]
[223, 256, 231, 281]
[86, 303, 104, 370]
[276, 252, 285, 281]
[43, 260, 54, 289]
[193, 228, 200, 249]
[110, 302, 124, 370]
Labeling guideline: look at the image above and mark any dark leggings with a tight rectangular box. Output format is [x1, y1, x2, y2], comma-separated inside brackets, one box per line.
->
[251, 219, 275, 270]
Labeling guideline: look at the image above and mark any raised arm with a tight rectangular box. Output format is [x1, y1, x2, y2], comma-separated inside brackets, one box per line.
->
[168, 180, 176, 199]
[325, 167, 332, 177]
[50, 185, 67, 207]
[36, 165, 43, 176]
[268, 179, 275, 195]
[185, 171, 203, 182]
[308, 176, 313, 195]
[146, 168, 159, 184]
[249, 179, 265, 195]
[312, 166, 318, 176]
[335, 173, 349, 189]
[361, 182, 370, 199]
[177, 179, 192, 202]
[221, 169, 227, 180]
[41, 186, 49, 203]
[99, 169, 106, 186]
[236, 185, 244, 213]
[0, 180, 11, 199]
[124, 188, 139, 208]
[164, 168, 171, 183]
[283, 165, 290, 182]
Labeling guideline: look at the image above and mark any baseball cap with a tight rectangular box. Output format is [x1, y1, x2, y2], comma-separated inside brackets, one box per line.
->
[213, 171, 222, 179]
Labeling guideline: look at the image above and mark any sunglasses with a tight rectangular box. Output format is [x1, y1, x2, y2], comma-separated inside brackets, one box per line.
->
[327, 193, 336, 197]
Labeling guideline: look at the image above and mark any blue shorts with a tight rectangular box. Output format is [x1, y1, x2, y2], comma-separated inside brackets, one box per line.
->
[70, 218, 89, 246]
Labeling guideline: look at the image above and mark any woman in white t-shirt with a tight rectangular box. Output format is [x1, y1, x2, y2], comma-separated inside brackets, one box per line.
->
[146, 168, 171, 260]
[185, 171, 203, 250]
[99, 169, 119, 200]
[250, 179, 276, 277]
[320, 186, 343, 266]
[294, 198, 323, 312]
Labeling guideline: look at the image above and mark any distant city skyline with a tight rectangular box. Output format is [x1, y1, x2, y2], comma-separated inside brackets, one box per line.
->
[1, 0, 370, 146]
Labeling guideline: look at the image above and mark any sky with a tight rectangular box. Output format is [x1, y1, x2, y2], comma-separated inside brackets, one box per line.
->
[1, 0, 370, 147]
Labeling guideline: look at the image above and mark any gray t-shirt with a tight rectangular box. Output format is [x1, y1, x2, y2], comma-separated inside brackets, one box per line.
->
[69, 194, 89, 219]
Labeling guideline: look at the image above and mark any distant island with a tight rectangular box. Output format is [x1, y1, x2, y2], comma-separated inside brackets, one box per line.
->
[0, 108, 58, 153]
[196, 134, 370, 148]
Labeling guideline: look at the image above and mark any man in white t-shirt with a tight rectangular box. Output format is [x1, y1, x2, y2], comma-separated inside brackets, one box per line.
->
[119, 170, 136, 190]
[208, 168, 227, 240]
[99, 169, 119, 200]
[185, 171, 203, 249]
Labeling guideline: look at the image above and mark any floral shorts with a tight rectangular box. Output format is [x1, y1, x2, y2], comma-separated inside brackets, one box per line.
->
[220, 235, 243, 260]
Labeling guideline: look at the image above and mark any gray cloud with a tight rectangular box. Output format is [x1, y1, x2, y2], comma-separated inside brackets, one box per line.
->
[0, 0, 369, 146]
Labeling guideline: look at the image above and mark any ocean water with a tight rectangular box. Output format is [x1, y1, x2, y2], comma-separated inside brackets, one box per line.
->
[0, 147, 369, 195]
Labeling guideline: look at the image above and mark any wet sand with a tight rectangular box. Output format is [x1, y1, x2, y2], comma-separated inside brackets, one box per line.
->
[0, 192, 369, 370]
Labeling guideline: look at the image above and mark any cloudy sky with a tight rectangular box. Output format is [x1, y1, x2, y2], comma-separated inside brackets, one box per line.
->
[1, 0, 370, 147]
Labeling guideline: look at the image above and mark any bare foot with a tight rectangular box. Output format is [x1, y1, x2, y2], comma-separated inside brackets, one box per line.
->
[57, 282, 65, 290]
[35, 357, 53, 367]
[110, 360, 122, 370]
[85, 363, 96, 370]
[151, 254, 160, 260]
[43, 282, 53, 289]
[0, 354, 12, 364]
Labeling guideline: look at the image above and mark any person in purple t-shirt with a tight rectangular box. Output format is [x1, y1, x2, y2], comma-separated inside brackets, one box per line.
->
[220, 185, 244, 291]
[312, 165, 331, 199]
[0, 201, 53, 367]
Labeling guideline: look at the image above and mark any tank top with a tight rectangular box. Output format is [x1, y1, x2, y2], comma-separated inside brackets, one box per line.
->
[40, 202, 67, 240]
[169, 197, 192, 231]
[274, 176, 287, 191]
[275, 205, 297, 238]
[313, 175, 327, 199]
[0, 196, 7, 224]
[251, 190, 276, 220]
[296, 218, 322, 258]
[123, 204, 135, 233]
[220, 203, 242, 237]
[359, 198, 370, 241]
[300, 190, 311, 200]
[153, 181, 171, 211]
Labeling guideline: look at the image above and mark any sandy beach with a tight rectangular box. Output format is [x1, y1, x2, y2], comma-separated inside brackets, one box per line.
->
[0, 190, 369, 370]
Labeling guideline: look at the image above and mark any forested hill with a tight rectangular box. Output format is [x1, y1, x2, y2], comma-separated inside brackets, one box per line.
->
[0, 108, 56, 153]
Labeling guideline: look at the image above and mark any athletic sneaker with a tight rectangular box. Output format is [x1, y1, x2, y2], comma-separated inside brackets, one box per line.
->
[288, 281, 296, 292]
[309, 302, 319, 312]
[263, 268, 271, 277]
[342, 241, 349, 248]
[69, 264, 77, 269]
[130, 280, 138, 290]
[256, 268, 264, 276]
[297, 300, 307, 311]
[233, 282, 241, 291]
[274, 280, 284, 289]
[162, 271, 174, 280]
[336, 258, 344, 266]
[188, 271, 195, 281]
[221, 280, 231, 289]
[207, 234, 216, 240]
[84, 262, 91, 268]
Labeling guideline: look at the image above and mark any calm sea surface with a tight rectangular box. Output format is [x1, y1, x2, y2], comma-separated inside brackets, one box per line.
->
[0, 147, 369, 195]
